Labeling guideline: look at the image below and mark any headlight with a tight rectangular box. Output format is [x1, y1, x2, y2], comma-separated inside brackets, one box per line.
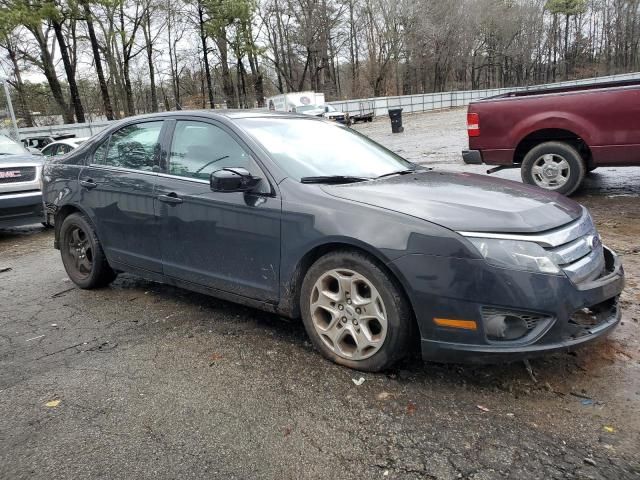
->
[467, 237, 561, 274]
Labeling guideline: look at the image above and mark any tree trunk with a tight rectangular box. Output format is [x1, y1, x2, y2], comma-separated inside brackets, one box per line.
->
[82, 0, 114, 120]
[215, 33, 236, 108]
[52, 20, 85, 123]
[143, 10, 158, 112]
[6, 42, 34, 127]
[198, 1, 215, 108]
[119, 3, 136, 115]
[30, 26, 74, 123]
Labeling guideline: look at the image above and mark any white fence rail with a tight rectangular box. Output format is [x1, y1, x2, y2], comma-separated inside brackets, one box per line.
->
[327, 71, 640, 117]
[18, 120, 112, 140]
[16, 71, 640, 139]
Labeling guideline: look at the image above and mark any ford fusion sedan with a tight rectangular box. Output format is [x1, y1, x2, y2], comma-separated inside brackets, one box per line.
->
[42, 111, 624, 371]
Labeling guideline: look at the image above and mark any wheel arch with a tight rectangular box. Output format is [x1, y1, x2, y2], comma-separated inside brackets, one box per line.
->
[53, 203, 94, 249]
[278, 240, 419, 338]
[514, 128, 593, 168]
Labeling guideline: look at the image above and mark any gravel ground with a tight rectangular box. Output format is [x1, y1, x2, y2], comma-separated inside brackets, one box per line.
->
[1, 110, 639, 479]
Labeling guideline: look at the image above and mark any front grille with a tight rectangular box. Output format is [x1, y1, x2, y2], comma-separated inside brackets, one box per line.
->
[0, 166, 36, 184]
[541, 212, 605, 284]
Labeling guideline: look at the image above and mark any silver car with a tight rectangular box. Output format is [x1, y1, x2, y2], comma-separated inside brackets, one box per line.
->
[0, 134, 46, 228]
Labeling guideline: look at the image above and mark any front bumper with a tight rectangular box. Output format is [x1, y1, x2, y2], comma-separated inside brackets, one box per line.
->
[392, 246, 624, 363]
[0, 191, 44, 228]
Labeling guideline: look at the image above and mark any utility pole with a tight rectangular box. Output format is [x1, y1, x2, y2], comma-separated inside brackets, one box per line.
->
[0, 78, 19, 140]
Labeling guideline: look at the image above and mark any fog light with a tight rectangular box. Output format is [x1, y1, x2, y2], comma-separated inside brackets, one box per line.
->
[484, 314, 528, 340]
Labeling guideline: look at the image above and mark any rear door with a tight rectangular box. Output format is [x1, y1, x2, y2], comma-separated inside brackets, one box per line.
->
[79, 120, 168, 273]
[155, 118, 282, 301]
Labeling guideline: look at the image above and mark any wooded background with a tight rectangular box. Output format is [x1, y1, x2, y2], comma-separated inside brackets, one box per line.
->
[1, 0, 639, 126]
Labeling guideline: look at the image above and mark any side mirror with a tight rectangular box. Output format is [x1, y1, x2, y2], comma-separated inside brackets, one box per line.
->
[324, 106, 329, 112]
[210, 167, 261, 193]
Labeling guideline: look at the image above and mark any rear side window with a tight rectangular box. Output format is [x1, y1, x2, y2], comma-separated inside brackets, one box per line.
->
[92, 121, 163, 171]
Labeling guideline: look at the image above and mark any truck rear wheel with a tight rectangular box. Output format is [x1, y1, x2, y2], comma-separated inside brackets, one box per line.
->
[521, 141, 585, 195]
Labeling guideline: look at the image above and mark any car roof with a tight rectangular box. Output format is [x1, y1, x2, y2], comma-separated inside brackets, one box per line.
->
[116, 109, 316, 122]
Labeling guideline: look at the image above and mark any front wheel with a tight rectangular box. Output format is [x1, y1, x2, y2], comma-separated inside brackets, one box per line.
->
[300, 250, 413, 372]
[521, 141, 585, 195]
[59, 213, 117, 289]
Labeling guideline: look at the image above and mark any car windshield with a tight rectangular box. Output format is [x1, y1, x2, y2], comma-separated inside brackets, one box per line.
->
[0, 134, 28, 155]
[238, 117, 414, 180]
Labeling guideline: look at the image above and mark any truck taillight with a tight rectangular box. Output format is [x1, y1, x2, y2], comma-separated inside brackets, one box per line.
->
[467, 113, 480, 137]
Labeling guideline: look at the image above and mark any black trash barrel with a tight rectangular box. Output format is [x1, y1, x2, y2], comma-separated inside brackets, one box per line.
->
[388, 108, 404, 133]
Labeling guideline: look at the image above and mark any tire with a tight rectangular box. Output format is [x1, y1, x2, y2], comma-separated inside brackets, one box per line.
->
[59, 212, 117, 289]
[521, 141, 585, 195]
[300, 250, 413, 372]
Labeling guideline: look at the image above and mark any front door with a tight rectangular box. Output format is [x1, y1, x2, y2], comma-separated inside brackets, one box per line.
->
[78, 120, 166, 273]
[156, 119, 281, 301]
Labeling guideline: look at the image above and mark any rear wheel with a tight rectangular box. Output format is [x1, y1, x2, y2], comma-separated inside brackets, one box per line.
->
[521, 141, 585, 195]
[300, 250, 413, 372]
[59, 213, 116, 289]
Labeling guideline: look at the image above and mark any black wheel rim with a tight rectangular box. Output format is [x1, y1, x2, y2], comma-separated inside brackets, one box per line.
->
[66, 225, 93, 279]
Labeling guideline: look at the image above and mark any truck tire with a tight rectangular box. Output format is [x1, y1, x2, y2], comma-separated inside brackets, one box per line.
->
[300, 250, 413, 372]
[521, 142, 585, 195]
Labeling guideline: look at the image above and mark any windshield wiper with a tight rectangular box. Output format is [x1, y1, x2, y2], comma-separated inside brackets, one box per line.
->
[376, 167, 423, 179]
[300, 175, 371, 184]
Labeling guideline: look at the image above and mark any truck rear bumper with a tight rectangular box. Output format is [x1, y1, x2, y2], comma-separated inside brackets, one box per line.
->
[462, 150, 483, 164]
[0, 191, 44, 228]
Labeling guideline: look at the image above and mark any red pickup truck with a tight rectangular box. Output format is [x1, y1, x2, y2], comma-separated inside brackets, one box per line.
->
[462, 79, 640, 195]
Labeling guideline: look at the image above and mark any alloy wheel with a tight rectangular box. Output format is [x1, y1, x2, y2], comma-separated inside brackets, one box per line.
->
[309, 268, 388, 360]
[67, 225, 93, 279]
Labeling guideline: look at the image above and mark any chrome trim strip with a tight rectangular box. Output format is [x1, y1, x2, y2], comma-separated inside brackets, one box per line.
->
[87, 165, 210, 185]
[562, 247, 605, 284]
[0, 190, 42, 199]
[457, 207, 594, 247]
[156, 172, 209, 184]
[547, 236, 592, 265]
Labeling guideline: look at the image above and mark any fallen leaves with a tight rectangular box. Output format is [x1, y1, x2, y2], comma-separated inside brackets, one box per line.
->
[476, 405, 490, 412]
[208, 352, 223, 366]
[45, 400, 60, 408]
[376, 391, 393, 401]
[406, 401, 417, 415]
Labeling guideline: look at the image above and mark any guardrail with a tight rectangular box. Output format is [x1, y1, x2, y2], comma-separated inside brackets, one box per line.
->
[15, 71, 640, 139]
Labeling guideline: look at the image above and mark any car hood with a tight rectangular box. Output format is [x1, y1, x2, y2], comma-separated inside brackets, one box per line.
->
[321, 171, 583, 233]
[0, 154, 43, 166]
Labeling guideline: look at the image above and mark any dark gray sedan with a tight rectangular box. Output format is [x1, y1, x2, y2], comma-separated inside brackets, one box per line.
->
[42, 111, 624, 371]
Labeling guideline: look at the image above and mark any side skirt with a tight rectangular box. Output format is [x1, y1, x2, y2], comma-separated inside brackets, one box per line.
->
[109, 260, 282, 315]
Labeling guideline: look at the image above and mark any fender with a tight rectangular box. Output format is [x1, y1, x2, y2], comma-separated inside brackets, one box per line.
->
[511, 110, 595, 147]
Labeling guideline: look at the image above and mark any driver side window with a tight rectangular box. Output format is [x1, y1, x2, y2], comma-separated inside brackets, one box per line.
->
[169, 121, 260, 180]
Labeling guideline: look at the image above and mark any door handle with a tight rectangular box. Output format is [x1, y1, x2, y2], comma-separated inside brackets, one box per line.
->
[80, 179, 97, 189]
[157, 193, 183, 204]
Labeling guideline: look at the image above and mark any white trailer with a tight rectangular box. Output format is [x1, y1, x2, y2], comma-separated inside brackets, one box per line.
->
[266, 91, 349, 124]
[266, 91, 326, 113]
